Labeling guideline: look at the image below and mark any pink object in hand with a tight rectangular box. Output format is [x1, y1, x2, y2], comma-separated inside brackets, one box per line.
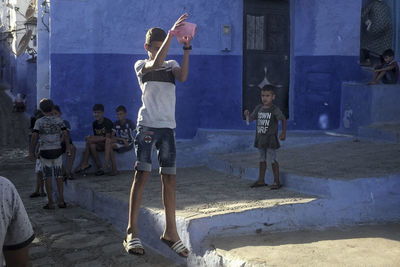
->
[171, 22, 197, 43]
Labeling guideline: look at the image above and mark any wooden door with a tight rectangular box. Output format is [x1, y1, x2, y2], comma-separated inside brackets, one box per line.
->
[243, 0, 290, 118]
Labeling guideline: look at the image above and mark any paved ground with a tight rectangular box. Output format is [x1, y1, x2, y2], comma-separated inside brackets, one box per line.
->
[216, 139, 400, 179]
[208, 223, 400, 267]
[1, 166, 179, 267]
[70, 167, 316, 220]
[0, 89, 178, 267]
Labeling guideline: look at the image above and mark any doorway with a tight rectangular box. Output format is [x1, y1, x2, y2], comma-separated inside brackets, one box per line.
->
[243, 0, 290, 118]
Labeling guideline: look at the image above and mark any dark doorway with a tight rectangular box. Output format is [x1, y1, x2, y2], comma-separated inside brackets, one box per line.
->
[243, 0, 290, 118]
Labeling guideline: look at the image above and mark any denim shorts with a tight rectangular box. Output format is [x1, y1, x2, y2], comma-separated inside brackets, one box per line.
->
[134, 125, 176, 175]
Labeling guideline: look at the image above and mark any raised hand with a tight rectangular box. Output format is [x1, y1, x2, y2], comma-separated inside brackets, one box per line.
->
[171, 13, 188, 32]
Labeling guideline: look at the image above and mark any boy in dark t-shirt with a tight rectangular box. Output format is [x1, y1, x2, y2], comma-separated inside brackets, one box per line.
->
[74, 104, 113, 176]
[244, 85, 287, 190]
[104, 105, 135, 175]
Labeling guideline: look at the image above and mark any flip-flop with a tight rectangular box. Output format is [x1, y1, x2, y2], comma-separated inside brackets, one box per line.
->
[270, 183, 282, 190]
[123, 235, 145, 255]
[30, 192, 41, 198]
[74, 164, 92, 174]
[58, 202, 67, 208]
[43, 203, 55, 210]
[95, 169, 104, 176]
[160, 236, 189, 258]
[250, 182, 268, 188]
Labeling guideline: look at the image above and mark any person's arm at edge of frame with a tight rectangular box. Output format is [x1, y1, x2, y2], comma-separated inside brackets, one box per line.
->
[4, 246, 30, 267]
[142, 13, 188, 73]
[279, 116, 287, 141]
[29, 132, 38, 161]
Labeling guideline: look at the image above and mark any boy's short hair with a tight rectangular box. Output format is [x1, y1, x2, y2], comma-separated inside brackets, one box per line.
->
[39, 98, 54, 113]
[382, 49, 394, 57]
[115, 105, 127, 113]
[53, 105, 61, 113]
[261, 84, 276, 94]
[146, 27, 166, 45]
[93, 104, 104, 112]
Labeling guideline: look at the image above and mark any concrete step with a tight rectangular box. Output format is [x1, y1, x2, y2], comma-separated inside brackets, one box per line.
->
[206, 223, 400, 266]
[63, 164, 400, 265]
[63, 167, 319, 265]
[358, 122, 400, 143]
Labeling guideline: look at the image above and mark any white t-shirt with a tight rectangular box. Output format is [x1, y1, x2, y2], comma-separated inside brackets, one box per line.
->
[0, 176, 34, 265]
[135, 59, 180, 129]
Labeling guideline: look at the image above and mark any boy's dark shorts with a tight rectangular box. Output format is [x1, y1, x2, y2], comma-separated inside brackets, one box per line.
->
[134, 125, 176, 175]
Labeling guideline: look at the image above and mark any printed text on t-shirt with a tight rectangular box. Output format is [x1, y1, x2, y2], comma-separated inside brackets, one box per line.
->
[257, 112, 271, 134]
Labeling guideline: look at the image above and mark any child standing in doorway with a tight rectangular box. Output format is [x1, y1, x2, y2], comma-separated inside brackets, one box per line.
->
[244, 84, 287, 190]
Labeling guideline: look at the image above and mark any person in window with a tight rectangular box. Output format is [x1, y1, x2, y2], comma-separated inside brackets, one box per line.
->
[360, 0, 393, 66]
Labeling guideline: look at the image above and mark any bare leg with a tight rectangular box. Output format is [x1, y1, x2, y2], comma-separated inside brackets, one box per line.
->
[44, 177, 54, 208]
[56, 177, 65, 204]
[38, 172, 44, 194]
[251, 161, 267, 187]
[89, 143, 103, 169]
[126, 170, 150, 254]
[104, 138, 112, 169]
[161, 173, 189, 257]
[271, 160, 281, 189]
[66, 144, 76, 177]
[258, 161, 267, 184]
[110, 145, 117, 172]
[368, 71, 386, 85]
[75, 142, 91, 172]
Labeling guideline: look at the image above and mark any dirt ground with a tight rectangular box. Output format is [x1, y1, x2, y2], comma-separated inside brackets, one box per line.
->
[210, 223, 400, 267]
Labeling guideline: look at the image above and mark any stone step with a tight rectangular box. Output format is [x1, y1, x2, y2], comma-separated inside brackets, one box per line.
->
[205, 223, 400, 266]
[358, 122, 400, 143]
[63, 163, 400, 265]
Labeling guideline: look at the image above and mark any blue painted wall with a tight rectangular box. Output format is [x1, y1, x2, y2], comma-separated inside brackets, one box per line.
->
[51, 53, 244, 140]
[49, 0, 384, 139]
[50, 0, 244, 139]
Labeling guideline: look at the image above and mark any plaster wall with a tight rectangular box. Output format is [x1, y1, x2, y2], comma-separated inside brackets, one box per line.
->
[50, 0, 244, 140]
[48, 0, 374, 139]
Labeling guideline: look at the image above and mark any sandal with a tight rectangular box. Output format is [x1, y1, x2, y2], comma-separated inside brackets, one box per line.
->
[95, 169, 104, 176]
[43, 203, 55, 210]
[30, 192, 41, 198]
[160, 236, 189, 258]
[123, 234, 145, 255]
[74, 164, 92, 174]
[58, 202, 67, 208]
[270, 182, 282, 190]
[250, 182, 268, 188]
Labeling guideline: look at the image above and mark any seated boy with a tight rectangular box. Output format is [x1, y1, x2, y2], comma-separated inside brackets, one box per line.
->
[368, 49, 399, 85]
[74, 104, 113, 176]
[104, 105, 135, 176]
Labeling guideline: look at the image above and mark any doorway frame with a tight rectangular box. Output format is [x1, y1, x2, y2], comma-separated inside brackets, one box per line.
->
[242, 0, 294, 120]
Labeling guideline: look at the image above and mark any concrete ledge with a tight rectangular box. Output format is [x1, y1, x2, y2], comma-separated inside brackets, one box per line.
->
[359, 122, 400, 143]
[63, 171, 400, 265]
[340, 83, 400, 133]
[71, 141, 136, 172]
